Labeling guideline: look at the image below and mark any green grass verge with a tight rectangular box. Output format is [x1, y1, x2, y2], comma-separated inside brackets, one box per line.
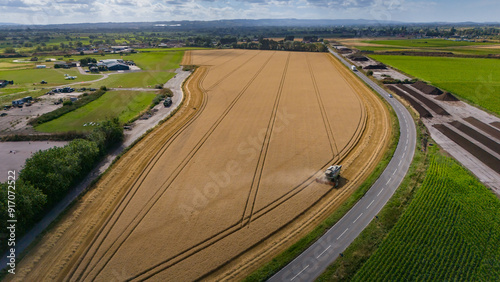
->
[369, 55, 500, 116]
[316, 119, 428, 281]
[350, 146, 500, 281]
[244, 101, 400, 281]
[35, 91, 156, 132]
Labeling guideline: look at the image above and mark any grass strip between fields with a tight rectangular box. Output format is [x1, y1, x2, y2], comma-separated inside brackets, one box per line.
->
[244, 98, 400, 281]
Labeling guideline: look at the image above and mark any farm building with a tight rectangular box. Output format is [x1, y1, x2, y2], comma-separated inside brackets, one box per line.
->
[97, 59, 130, 71]
[107, 63, 130, 71]
[54, 61, 70, 69]
[110, 46, 133, 53]
[36, 65, 46, 69]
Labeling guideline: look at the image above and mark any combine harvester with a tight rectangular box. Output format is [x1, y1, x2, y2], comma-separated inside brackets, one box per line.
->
[316, 165, 342, 187]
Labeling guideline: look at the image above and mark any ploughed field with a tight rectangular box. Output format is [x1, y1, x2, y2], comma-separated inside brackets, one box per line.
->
[11, 50, 390, 281]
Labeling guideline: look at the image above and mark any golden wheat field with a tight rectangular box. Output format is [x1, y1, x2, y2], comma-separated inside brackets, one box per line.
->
[10, 50, 391, 281]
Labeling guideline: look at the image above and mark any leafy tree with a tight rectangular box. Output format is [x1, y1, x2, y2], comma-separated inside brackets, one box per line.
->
[0, 180, 47, 239]
[4, 47, 15, 53]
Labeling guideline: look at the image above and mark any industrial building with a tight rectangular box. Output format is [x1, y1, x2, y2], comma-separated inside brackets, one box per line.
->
[97, 59, 130, 71]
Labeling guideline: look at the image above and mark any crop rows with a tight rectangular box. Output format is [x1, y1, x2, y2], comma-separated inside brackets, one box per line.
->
[353, 153, 500, 281]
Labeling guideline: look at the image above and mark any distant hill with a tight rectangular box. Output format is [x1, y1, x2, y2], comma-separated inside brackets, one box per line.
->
[0, 19, 498, 31]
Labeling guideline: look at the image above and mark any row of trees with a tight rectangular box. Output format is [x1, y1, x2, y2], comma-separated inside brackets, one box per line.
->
[0, 119, 123, 252]
[233, 39, 328, 52]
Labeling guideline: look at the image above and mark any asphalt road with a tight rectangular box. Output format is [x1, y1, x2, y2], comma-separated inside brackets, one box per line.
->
[268, 49, 417, 282]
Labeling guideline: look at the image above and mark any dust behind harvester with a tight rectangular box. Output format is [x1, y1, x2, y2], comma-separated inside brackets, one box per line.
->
[316, 165, 342, 187]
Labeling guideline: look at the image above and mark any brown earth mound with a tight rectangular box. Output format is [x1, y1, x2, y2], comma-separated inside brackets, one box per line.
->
[413, 81, 443, 95]
[435, 92, 459, 101]
[348, 54, 368, 61]
[363, 64, 387, 70]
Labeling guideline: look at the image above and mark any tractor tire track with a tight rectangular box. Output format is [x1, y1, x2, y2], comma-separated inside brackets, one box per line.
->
[241, 53, 291, 228]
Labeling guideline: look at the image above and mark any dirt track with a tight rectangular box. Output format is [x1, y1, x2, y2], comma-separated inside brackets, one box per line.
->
[9, 50, 391, 281]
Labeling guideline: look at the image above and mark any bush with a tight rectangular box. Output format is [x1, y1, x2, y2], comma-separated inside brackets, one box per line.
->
[4, 47, 16, 53]
[159, 88, 173, 97]
[62, 100, 73, 106]
[21, 139, 100, 206]
[182, 65, 198, 71]
[87, 118, 124, 151]
[367, 70, 373, 76]
[155, 84, 163, 89]
[0, 180, 47, 237]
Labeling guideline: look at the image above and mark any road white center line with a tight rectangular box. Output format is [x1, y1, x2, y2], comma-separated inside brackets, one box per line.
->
[377, 188, 384, 196]
[393, 169, 398, 175]
[337, 228, 349, 240]
[366, 200, 375, 209]
[386, 178, 392, 185]
[398, 159, 403, 166]
[316, 245, 332, 259]
[353, 213, 363, 223]
[290, 265, 310, 281]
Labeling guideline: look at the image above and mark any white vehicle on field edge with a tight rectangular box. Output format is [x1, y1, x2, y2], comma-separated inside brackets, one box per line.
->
[351, 65, 357, 71]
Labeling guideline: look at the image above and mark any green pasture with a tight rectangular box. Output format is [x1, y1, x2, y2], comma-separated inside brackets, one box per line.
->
[98, 50, 184, 70]
[353, 153, 500, 281]
[35, 90, 156, 132]
[370, 55, 500, 115]
[364, 38, 496, 48]
[85, 72, 176, 89]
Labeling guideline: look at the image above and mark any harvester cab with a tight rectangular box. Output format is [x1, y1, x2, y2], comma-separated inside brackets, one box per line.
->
[316, 165, 342, 187]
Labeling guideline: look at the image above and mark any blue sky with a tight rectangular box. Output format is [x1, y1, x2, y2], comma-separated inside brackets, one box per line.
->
[0, 0, 498, 25]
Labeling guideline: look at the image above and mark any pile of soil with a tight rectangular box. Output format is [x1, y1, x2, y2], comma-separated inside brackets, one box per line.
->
[348, 54, 368, 61]
[412, 81, 443, 95]
[338, 48, 353, 54]
[364, 64, 387, 70]
[435, 92, 459, 101]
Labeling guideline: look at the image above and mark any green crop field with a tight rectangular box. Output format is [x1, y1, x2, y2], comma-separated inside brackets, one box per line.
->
[370, 55, 500, 115]
[347, 38, 500, 56]
[35, 90, 156, 132]
[353, 153, 500, 281]
[364, 38, 496, 48]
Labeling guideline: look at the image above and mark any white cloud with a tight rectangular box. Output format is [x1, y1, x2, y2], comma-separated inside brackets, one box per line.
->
[0, 0, 497, 24]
